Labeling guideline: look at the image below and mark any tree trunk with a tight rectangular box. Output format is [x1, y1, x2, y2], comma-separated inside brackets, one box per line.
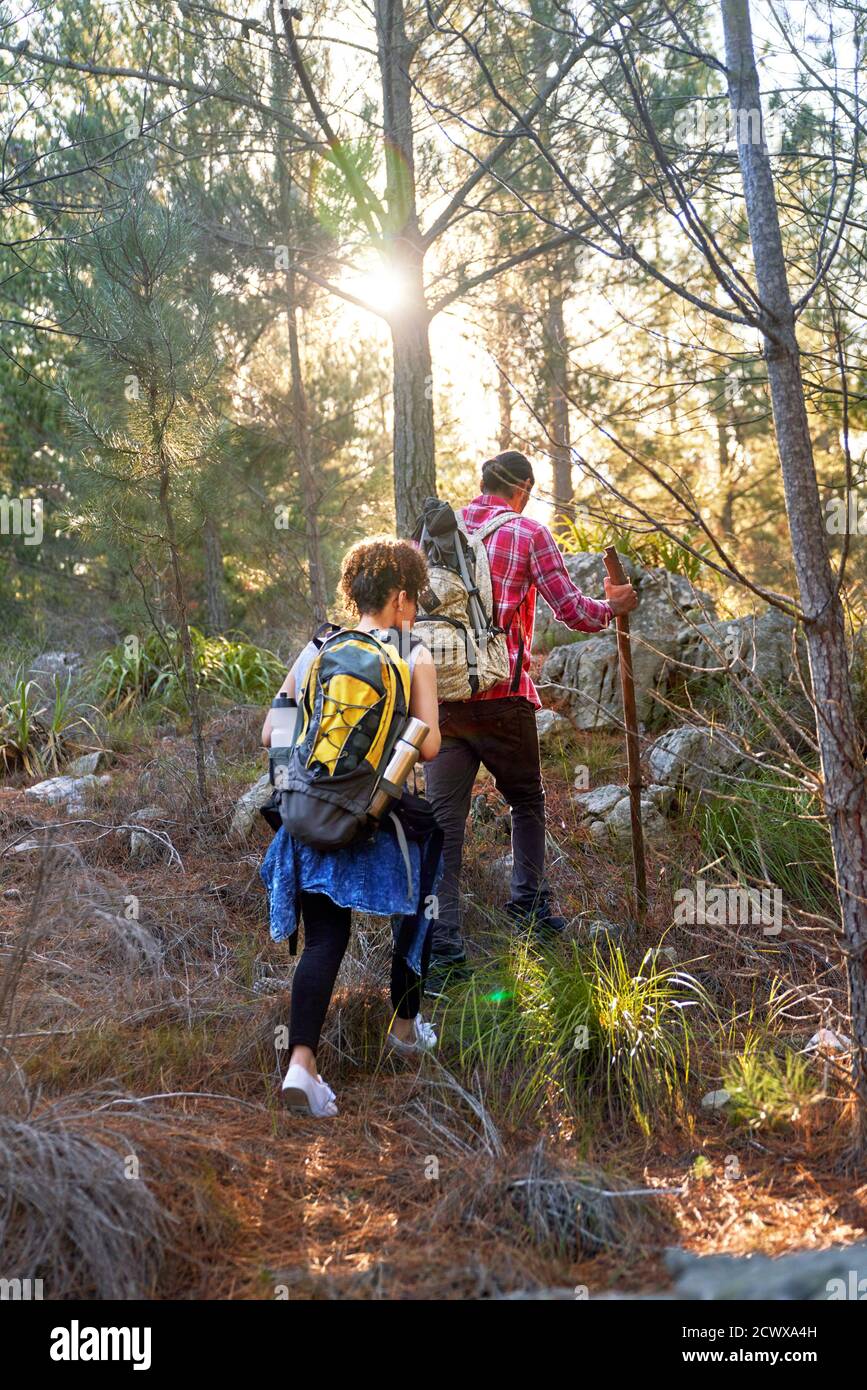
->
[202, 514, 228, 633]
[546, 266, 572, 512]
[286, 273, 328, 625]
[374, 0, 436, 535]
[492, 304, 514, 448]
[270, 13, 329, 624]
[390, 293, 435, 537]
[715, 402, 735, 538]
[157, 459, 208, 810]
[722, 0, 867, 1153]
[498, 362, 512, 450]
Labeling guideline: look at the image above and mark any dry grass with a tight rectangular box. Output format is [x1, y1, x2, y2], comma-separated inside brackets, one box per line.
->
[0, 1098, 171, 1299]
[0, 713, 864, 1299]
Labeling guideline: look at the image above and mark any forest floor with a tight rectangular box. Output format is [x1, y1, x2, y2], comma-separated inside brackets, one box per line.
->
[2, 701, 866, 1300]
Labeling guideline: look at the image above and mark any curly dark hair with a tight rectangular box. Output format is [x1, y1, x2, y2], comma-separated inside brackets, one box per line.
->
[338, 536, 428, 618]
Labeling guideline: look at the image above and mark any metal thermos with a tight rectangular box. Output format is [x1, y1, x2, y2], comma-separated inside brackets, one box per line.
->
[368, 716, 429, 819]
[269, 692, 297, 790]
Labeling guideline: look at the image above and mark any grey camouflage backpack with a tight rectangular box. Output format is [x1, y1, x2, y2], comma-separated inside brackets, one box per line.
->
[412, 497, 519, 701]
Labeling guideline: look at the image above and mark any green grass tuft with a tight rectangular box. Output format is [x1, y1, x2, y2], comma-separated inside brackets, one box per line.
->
[435, 934, 710, 1133]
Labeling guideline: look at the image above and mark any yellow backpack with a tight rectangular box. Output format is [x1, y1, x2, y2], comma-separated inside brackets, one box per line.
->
[278, 626, 415, 849]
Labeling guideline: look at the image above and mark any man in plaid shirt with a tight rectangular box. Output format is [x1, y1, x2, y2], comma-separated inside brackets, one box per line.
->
[424, 451, 638, 988]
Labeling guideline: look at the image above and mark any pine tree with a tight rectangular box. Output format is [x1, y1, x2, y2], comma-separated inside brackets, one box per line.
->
[59, 193, 220, 807]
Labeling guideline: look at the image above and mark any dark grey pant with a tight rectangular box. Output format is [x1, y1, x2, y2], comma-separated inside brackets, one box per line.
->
[423, 696, 547, 961]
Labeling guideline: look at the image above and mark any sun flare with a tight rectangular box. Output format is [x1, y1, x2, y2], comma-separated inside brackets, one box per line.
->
[348, 262, 407, 314]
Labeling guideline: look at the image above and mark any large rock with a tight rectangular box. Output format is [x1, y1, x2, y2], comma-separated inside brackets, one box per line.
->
[501, 1241, 867, 1300]
[646, 724, 745, 794]
[128, 806, 171, 864]
[539, 558, 716, 730]
[66, 750, 109, 776]
[678, 606, 807, 694]
[25, 773, 110, 813]
[585, 915, 630, 946]
[534, 552, 638, 648]
[535, 709, 573, 748]
[665, 1242, 867, 1300]
[542, 630, 682, 731]
[538, 554, 810, 731]
[603, 793, 668, 844]
[571, 727, 746, 838]
[572, 782, 670, 845]
[535, 553, 715, 651]
[229, 772, 273, 844]
[26, 651, 83, 693]
[574, 783, 625, 817]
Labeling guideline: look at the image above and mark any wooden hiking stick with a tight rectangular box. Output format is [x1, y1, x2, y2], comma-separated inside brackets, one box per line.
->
[603, 546, 648, 920]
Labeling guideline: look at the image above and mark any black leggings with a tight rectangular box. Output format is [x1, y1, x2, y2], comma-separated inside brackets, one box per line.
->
[288, 891, 433, 1055]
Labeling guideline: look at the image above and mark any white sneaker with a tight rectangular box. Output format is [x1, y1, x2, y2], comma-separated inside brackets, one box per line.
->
[280, 1062, 338, 1117]
[387, 1013, 438, 1055]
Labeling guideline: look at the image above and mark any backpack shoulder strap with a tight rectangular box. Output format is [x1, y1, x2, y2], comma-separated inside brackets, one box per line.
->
[296, 624, 348, 715]
[372, 630, 419, 702]
[468, 509, 521, 544]
[373, 626, 422, 655]
[311, 621, 342, 649]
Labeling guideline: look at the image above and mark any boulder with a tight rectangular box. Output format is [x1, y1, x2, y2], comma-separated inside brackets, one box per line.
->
[678, 605, 806, 693]
[499, 1288, 579, 1301]
[575, 783, 625, 816]
[25, 773, 110, 813]
[535, 553, 715, 653]
[535, 709, 573, 748]
[804, 1028, 852, 1055]
[645, 782, 677, 814]
[665, 1241, 867, 1300]
[538, 555, 811, 731]
[542, 629, 682, 731]
[585, 916, 628, 946]
[127, 806, 175, 864]
[534, 551, 638, 648]
[700, 1088, 731, 1110]
[228, 772, 273, 844]
[521, 1241, 867, 1300]
[593, 793, 668, 845]
[66, 750, 109, 776]
[573, 782, 670, 845]
[646, 724, 745, 795]
[539, 556, 718, 730]
[129, 831, 162, 864]
[631, 571, 717, 643]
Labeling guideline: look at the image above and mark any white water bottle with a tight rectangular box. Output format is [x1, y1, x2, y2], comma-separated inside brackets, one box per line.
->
[269, 693, 297, 791]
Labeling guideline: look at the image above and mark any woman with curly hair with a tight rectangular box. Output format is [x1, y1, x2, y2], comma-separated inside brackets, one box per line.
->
[260, 537, 442, 1118]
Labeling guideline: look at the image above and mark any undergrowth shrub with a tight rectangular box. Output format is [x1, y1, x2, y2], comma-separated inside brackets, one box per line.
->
[93, 628, 285, 715]
[435, 935, 709, 1132]
[554, 517, 711, 581]
[699, 772, 836, 918]
[723, 1031, 824, 1131]
[0, 669, 99, 775]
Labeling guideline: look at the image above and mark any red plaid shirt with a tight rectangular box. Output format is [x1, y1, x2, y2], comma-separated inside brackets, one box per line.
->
[462, 495, 613, 707]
